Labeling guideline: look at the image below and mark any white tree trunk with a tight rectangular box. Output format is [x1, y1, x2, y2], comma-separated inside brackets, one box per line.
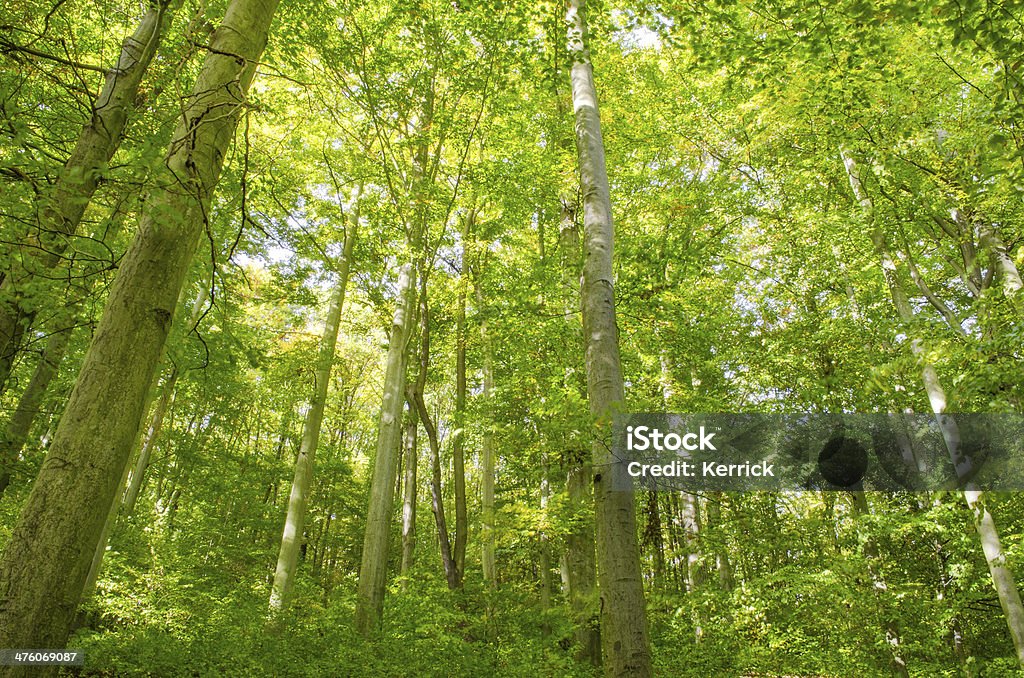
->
[270, 215, 356, 611]
[568, 0, 652, 674]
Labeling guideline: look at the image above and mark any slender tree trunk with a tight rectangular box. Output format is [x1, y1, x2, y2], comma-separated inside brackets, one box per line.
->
[843, 150, 1024, 667]
[0, 0, 180, 394]
[568, 0, 652, 673]
[0, 313, 73, 496]
[539, 450, 552, 635]
[270, 216, 356, 611]
[0, 0, 280, 659]
[408, 285, 458, 589]
[477, 280, 497, 584]
[354, 261, 418, 635]
[452, 215, 469, 583]
[707, 493, 734, 592]
[851, 492, 911, 677]
[400, 409, 418, 575]
[122, 283, 211, 518]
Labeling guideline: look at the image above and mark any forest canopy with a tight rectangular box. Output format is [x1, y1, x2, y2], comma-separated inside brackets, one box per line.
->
[0, 0, 1022, 675]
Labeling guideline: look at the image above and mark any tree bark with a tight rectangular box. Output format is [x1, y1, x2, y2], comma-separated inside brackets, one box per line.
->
[270, 213, 356, 610]
[0, 312, 73, 496]
[0, 0, 180, 395]
[851, 492, 911, 677]
[452, 213, 470, 584]
[568, 0, 652, 674]
[559, 205, 601, 664]
[0, 0, 279, 660]
[400, 408, 418, 575]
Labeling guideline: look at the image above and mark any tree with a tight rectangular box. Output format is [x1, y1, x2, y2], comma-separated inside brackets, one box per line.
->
[567, 0, 652, 674]
[0, 0, 280, 656]
[270, 194, 357, 610]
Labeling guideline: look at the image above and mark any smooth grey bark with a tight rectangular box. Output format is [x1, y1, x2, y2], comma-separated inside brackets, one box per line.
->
[270, 217, 356, 611]
[354, 261, 418, 635]
[0, 0, 279, 660]
[843, 150, 1024, 667]
[568, 0, 652, 674]
[0, 0, 180, 395]
[561, 207, 600, 664]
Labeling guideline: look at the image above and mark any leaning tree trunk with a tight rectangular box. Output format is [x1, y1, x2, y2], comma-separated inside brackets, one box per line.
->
[567, 0, 652, 674]
[354, 261, 418, 635]
[0, 0, 180, 395]
[0, 0, 280, 661]
[0, 310, 73, 496]
[0, 209, 131, 497]
[270, 214, 356, 611]
[843, 150, 1024, 667]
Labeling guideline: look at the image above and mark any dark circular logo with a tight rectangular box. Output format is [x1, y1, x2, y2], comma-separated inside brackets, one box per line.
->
[818, 435, 869, 488]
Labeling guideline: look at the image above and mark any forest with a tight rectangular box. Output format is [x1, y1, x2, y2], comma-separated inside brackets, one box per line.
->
[0, 0, 1022, 675]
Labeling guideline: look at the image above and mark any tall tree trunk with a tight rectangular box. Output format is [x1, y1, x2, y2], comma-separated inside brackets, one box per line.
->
[354, 261, 418, 635]
[539, 450, 552, 635]
[452, 214, 470, 583]
[843, 150, 1024, 667]
[0, 312, 73, 496]
[0, 0, 180, 395]
[270, 215, 356, 610]
[568, 0, 652, 674]
[0, 0, 280, 659]
[0, 208, 130, 497]
[706, 493, 734, 592]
